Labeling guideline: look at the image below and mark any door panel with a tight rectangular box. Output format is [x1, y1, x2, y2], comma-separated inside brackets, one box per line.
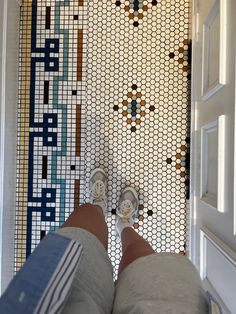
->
[190, 0, 236, 310]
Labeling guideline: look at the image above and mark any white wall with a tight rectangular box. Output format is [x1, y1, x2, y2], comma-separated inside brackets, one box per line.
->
[0, 0, 20, 294]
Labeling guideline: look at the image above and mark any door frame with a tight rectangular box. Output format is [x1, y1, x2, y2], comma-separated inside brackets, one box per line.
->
[0, 0, 20, 295]
[189, 0, 200, 266]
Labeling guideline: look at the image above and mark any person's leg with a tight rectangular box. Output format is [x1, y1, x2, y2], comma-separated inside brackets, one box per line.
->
[60, 168, 114, 314]
[61, 204, 108, 250]
[118, 226, 155, 275]
[60, 203, 114, 314]
[116, 186, 156, 275]
[61, 167, 109, 250]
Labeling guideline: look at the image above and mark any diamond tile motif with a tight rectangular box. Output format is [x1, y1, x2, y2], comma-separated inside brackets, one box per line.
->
[114, 85, 152, 131]
[115, 0, 157, 27]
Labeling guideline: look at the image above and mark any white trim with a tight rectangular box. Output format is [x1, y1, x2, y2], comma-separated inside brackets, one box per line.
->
[0, 0, 20, 294]
[234, 6, 236, 236]
[200, 227, 236, 313]
[200, 115, 226, 212]
[189, 0, 199, 264]
[217, 115, 226, 212]
[0, 0, 8, 295]
[202, 0, 228, 101]
[200, 228, 207, 279]
[200, 119, 218, 208]
[200, 227, 236, 270]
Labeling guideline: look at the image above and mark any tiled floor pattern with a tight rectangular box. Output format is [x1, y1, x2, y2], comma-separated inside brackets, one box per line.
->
[15, 0, 191, 277]
[15, 0, 88, 271]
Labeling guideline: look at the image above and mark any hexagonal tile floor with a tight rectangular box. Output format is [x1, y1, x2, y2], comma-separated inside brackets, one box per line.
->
[15, 0, 191, 277]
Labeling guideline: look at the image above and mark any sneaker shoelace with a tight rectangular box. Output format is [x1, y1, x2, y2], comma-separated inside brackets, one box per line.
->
[119, 200, 135, 219]
[92, 180, 106, 202]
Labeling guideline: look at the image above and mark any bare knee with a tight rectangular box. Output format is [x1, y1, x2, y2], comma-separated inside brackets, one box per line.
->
[76, 203, 102, 212]
[123, 239, 154, 257]
[119, 241, 155, 275]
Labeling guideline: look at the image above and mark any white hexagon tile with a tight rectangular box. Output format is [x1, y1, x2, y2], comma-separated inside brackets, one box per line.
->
[15, 0, 191, 277]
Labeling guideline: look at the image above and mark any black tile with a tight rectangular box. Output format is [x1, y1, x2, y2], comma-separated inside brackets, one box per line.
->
[44, 81, 49, 104]
[45, 7, 51, 29]
[42, 156, 47, 179]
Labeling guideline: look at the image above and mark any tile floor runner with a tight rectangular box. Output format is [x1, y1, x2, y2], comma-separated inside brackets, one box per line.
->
[15, 0, 191, 277]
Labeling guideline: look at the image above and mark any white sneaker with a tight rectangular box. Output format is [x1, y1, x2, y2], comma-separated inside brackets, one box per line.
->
[90, 168, 108, 217]
[116, 187, 139, 236]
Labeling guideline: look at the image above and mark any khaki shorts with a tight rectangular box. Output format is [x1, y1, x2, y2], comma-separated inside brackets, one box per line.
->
[58, 227, 208, 314]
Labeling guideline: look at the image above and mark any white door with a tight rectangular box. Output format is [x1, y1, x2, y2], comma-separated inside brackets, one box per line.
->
[190, 0, 236, 311]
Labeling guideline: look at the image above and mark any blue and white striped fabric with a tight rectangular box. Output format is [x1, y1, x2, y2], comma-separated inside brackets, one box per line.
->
[0, 232, 83, 314]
